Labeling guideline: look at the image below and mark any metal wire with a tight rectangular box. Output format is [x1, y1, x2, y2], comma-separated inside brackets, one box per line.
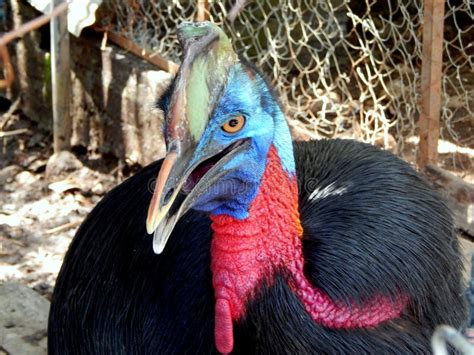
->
[100, 0, 473, 172]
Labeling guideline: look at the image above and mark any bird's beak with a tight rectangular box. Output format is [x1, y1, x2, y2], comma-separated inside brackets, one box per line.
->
[146, 151, 179, 239]
[146, 21, 241, 254]
[146, 137, 250, 254]
[145, 148, 185, 254]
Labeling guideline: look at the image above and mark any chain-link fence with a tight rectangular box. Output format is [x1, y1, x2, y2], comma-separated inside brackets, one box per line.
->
[99, 0, 473, 175]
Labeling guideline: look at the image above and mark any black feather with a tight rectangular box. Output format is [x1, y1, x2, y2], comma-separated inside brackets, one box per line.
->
[154, 79, 175, 114]
[48, 160, 216, 353]
[235, 274, 431, 354]
[48, 139, 467, 353]
[296, 140, 466, 329]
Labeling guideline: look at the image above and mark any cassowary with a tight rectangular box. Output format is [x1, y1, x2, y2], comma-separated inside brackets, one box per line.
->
[48, 22, 466, 354]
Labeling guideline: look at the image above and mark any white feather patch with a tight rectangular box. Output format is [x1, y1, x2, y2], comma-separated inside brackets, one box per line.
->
[308, 182, 348, 202]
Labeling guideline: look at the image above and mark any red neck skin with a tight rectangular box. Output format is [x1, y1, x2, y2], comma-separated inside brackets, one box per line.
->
[210, 145, 406, 354]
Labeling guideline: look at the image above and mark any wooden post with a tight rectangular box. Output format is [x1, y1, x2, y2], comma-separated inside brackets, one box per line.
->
[196, 0, 210, 22]
[50, 0, 71, 153]
[418, 0, 445, 168]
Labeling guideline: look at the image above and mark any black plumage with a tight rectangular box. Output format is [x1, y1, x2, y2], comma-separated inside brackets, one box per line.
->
[48, 138, 466, 354]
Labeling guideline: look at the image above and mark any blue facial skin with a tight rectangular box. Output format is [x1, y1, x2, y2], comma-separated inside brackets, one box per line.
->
[183, 64, 296, 220]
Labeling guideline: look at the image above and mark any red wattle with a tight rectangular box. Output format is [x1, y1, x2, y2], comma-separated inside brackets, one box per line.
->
[210, 145, 406, 353]
[215, 298, 233, 354]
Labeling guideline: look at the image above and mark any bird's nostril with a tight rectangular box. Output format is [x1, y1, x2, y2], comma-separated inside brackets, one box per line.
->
[163, 188, 174, 205]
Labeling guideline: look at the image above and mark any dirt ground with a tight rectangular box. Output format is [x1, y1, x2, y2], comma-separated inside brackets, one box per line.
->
[0, 109, 473, 353]
[0, 110, 123, 353]
[0, 110, 122, 300]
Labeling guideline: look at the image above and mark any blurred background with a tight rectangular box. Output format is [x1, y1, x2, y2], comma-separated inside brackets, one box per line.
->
[0, 1, 472, 353]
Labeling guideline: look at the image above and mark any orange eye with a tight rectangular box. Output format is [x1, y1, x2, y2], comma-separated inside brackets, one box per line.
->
[222, 115, 245, 134]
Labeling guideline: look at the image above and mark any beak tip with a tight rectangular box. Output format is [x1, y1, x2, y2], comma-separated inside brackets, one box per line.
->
[152, 237, 166, 255]
[146, 218, 156, 235]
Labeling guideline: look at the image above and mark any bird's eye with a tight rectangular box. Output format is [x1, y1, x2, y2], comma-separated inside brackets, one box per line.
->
[222, 115, 245, 134]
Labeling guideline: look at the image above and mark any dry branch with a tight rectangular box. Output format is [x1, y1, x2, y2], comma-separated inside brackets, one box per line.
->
[0, 2, 68, 47]
[45, 220, 81, 235]
[0, 45, 14, 88]
[105, 31, 179, 74]
[0, 98, 20, 130]
[0, 128, 30, 138]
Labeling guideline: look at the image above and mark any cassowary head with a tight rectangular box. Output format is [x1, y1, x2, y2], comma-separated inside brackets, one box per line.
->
[147, 22, 295, 253]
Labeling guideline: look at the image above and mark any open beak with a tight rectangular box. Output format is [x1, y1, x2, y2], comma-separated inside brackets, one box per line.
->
[146, 151, 179, 235]
[146, 149, 184, 254]
[146, 139, 250, 254]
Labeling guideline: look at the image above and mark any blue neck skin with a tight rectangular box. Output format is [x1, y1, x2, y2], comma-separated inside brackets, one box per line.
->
[188, 65, 296, 219]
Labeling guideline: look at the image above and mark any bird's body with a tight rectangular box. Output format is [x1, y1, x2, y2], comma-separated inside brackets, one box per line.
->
[49, 138, 465, 354]
[49, 22, 466, 353]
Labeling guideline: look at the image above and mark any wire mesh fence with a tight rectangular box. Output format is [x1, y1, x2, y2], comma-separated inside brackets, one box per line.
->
[99, 0, 473, 174]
